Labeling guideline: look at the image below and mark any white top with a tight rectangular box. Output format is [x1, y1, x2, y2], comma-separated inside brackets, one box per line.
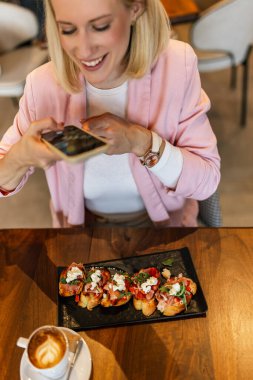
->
[84, 80, 183, 214]
[84, 81, 145, 213]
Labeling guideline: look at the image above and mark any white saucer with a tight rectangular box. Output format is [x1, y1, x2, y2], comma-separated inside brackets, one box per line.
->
[20, 327, 92, 380]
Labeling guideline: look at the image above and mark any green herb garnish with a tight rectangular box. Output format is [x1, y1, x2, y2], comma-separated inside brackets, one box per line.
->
[162, 258, 174, 267]
[175, 283, 188, 309]
[159, 286, 171, 293]
[159, 282, 188, 309]
[133, 272, 150, 284]
[177, 283, 186, 297]
[70, 279, 80, 285]
[85, 269, 101, 284]
[60, 278, 80, 285]
[117, 291, 132, 299]
[85, 275, 92, 284]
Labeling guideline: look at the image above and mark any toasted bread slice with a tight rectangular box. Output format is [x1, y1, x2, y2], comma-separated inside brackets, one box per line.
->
[130, 267, 160, 316]
[162, 302, 186, 316]
[101, 292, 132, 307]
[156, 275, 196, 316]
[78, 292, 103, 310]
[133, 297, 157, 316]
[101, 272, 132, 307]
[59, 262, 85, 297]
[78, 267, 111, 310]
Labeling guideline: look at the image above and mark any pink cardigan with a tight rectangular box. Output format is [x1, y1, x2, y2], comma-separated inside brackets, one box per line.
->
[0, 40, 220, 227]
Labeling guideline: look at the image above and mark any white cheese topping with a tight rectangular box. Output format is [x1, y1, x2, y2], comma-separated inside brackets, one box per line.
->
[168, 282, 181, 296]
[141, 276, 158, 294]
[90, 269, 102, 290]
[112, 273, 126, 292]
[66, 266, 83, 283]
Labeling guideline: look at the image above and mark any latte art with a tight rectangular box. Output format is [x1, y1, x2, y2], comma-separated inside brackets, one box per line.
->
[35, 336, 64, 368]
[28, 328, 66, 369]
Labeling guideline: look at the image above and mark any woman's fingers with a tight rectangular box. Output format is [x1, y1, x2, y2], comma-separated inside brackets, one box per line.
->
[81, 113, 149, 155]
[14, 117, 66, 169]
[82, 113, 135, 154]
[83, 118, 110, 138]
[26, 117, 64, 136]
[82, 113, 126, 140]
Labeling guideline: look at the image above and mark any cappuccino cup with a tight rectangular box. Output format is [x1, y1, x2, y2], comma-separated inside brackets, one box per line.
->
[17, 325, 69, 379]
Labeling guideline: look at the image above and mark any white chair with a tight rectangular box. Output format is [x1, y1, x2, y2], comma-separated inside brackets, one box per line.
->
[173, 0, 253, 127]
[0, 2, 48, 101]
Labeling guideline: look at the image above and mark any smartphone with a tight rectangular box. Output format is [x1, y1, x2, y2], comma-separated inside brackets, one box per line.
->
[41, 125, 108, 163]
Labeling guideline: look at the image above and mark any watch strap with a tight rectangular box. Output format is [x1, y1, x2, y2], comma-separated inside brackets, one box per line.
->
[139, 131, 163, 168]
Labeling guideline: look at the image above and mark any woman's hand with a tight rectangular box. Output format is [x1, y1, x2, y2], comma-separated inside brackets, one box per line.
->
[82, 113, 151, 156]
[0, 117, 64, 191]
[13, 117, 64, 170]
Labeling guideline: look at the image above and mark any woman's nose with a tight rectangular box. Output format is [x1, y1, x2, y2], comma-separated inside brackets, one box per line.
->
[75, 31, 95, 58]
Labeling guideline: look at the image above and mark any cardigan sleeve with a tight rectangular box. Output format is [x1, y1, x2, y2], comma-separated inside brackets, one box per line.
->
[167, 43, 221, 200]
[0, 74, 36, 198]
[148, 141, 183, 188]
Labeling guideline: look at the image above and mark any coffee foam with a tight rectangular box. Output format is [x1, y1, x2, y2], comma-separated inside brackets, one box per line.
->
[28, 329, 66, 369]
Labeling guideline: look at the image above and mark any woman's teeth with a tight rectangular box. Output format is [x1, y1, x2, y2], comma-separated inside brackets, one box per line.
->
[82, 56, 104, 67]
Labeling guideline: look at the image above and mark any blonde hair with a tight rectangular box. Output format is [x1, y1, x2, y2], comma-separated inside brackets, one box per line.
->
[44, 0, 170, 93]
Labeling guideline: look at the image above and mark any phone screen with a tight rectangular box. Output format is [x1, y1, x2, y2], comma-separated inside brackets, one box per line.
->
[42, 125, 106, 157]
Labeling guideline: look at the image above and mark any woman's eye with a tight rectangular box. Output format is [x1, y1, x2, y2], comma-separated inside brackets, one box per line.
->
[60, 28, 76, 35]
[93, 24, 110, 32]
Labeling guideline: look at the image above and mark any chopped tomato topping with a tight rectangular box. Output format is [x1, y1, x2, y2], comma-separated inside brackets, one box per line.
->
[148, 267, 160, 277]
[124, 279, 131, 289]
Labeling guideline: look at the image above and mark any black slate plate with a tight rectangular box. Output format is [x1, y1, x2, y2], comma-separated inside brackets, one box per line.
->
[57, 247, 208, 330]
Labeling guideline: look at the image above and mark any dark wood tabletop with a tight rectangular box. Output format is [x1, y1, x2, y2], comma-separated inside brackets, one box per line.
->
[1, 227, 253, 380]
[161, 0, 200, 24]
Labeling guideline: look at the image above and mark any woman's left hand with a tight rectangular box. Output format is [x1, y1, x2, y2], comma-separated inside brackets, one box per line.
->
[82, 113, 151, 156]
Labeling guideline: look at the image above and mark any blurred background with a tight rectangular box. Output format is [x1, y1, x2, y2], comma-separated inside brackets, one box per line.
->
[0, 0, 253, 227]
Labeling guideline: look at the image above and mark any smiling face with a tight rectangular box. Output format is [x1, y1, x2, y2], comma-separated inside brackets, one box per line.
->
[51, 0, 142, 89]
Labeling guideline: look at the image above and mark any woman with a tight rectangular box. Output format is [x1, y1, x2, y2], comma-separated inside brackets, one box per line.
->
[0, 0, 220, 227]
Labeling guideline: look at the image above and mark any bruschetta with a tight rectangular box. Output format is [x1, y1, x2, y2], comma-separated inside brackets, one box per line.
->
[101, 272, 132, 307]
[155, 274, 197, 316]
[78, 267, 111, 310]
[59, 262, 85, 297]
[129, 267, 161, 316]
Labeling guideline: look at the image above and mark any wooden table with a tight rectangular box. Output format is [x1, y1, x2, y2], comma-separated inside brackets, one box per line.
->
[161, 0, 200, 24]
[1, 227, 253, 380]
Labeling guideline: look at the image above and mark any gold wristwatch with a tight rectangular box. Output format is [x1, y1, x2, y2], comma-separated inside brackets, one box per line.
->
[139, 131, 164, 168]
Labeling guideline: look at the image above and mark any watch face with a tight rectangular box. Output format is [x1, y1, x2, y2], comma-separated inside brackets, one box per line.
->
[144, 153, 159, 168]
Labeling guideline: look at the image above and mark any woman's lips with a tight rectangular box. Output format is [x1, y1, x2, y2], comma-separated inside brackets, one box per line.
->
[80, 54, 107, 72]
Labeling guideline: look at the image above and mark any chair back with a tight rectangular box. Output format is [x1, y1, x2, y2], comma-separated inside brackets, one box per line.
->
[198, 189, 223, 227]
[191, 0, 253, 65]
[0, 2, 48, 99]
[0, 2, 39, 54]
